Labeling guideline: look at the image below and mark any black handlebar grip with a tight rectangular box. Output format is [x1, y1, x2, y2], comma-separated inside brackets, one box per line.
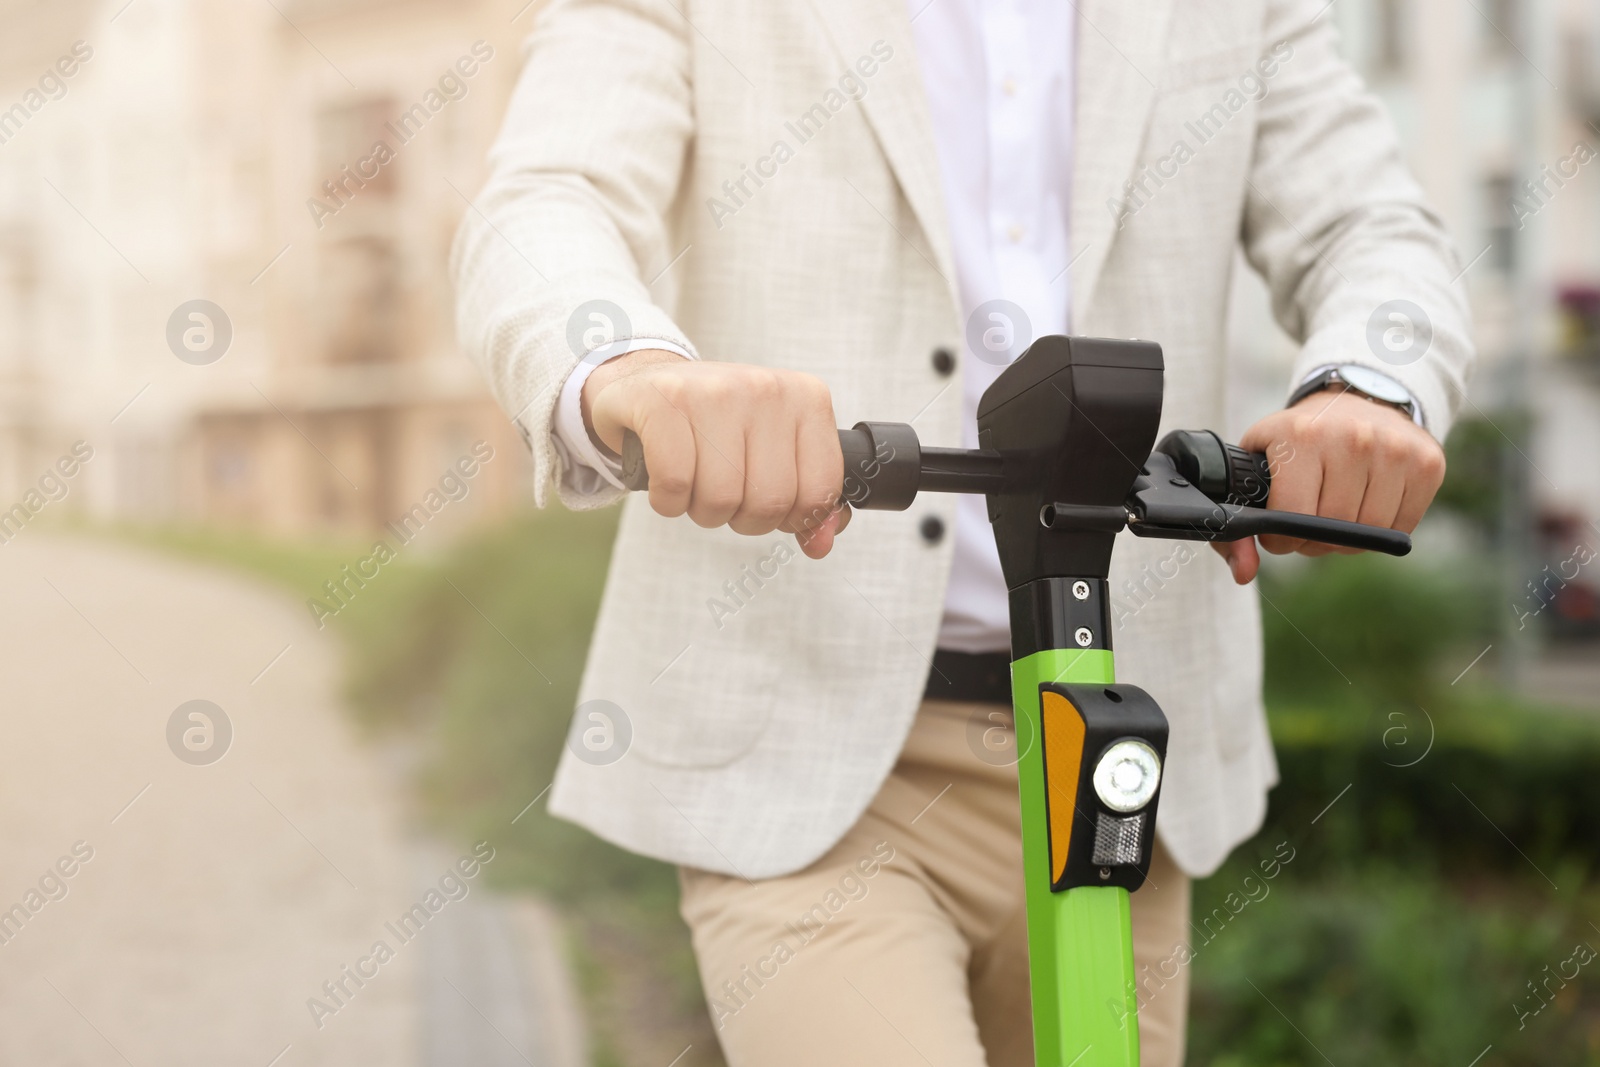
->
[837, 426, 876, 495]
[1223, 441, 1272, 508]
[1155, 430, 1270, 507]
[620, 422, 925, 510]
[841, 422, 921, 510]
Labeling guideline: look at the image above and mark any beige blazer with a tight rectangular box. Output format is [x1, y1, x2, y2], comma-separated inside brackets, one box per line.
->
[451, 0, 1472, 879]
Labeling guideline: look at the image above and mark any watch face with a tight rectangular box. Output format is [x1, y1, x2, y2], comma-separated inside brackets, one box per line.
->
[1338, 365, 1411, 407]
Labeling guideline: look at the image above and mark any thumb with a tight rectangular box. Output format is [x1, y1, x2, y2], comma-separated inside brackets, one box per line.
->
[1211, 538, 1260, 585]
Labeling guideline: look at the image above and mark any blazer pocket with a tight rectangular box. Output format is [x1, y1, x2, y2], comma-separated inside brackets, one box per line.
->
[1158, 43, 1261, 94]
[629, 641, 779, 769]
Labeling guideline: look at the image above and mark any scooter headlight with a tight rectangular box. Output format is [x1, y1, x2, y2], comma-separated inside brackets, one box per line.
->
[1092, 740, 1161, 813]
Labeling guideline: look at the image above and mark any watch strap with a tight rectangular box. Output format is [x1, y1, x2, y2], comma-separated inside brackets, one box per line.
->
[1289, 364, 1423, 426]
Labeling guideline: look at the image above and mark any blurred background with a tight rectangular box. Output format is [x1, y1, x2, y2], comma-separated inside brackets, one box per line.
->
[0, 0, 1597, 1064]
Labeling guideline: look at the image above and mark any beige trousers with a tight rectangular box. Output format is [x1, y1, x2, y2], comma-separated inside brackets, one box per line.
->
[679, 699, 1192, 1067]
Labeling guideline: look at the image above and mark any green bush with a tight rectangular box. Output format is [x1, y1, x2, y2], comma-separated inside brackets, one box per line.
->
[1259, 553, 1497, 706]
[1433, 412, 1534, 543]
[1188, 854, 1600, 1065]
[1260, 699, 1600, 878]
[1253, 552, 1600, 877]
[1196, 551, 1600, 1063]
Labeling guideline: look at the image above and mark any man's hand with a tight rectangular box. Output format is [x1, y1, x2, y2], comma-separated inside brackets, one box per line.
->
[581, 350, 850, 559]
[1214, 387, 1447, 584]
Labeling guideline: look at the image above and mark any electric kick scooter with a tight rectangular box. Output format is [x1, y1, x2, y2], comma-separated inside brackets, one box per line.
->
[621, 335, 1410, 1067]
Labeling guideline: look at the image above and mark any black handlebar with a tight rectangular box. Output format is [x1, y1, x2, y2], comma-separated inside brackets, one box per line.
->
[618, 424, 1411, 557]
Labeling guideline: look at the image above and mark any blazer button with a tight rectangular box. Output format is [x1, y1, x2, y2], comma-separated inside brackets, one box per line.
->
[920, 515, 945, 544]
[930, 347, 956, 376]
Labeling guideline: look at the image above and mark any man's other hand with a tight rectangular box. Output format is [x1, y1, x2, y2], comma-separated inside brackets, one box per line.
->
[1214, 387, 1447, 584]
[582, 350, 850, 559]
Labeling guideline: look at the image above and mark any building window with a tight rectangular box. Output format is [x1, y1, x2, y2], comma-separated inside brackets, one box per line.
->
[1482, 0, 1518, 59]
[320, 237, 401, 363]
[0, 229, 38, 371]
[315, 98, 399, 201]
[1482, 174, 1516, 275]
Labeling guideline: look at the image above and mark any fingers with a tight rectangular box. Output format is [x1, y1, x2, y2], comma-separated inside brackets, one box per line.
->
[636, 402, 697, 519]
[783, 381, 845, 540]
[601, 362, 853, 556]
[1259, 445, 1322, 557]
[795, 506, 848, 559]
[1394, 442, 1446, 535]
[1241, 388, 1448, 566]
[1313, 423, 1372, 556]
[729, 402, 797, 537]
[687, 415, 747, 529]
[1349, 434, 1408, 552]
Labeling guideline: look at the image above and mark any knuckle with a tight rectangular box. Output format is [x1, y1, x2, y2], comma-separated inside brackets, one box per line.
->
[799, 373, 833, 410]
[1417, 445, 1447, 482]
[1345, 421, 1376, 455]
[802, 481, 838, 509]
[652, 377, 688, 410]
[699, 375, 735, 407]
[744, 493, 792, 522]
[1377, 431, 1411, 464]
[746, 369, 783, 402]
[699, 488, 743, 515]
[653, 470, 693, 497]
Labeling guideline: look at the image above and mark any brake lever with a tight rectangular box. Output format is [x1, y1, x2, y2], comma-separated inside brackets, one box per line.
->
[1124, 452, 1411, 556]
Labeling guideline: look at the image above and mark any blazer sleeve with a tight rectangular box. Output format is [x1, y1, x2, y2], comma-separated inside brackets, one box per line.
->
[1240, 0, 1474, 441]
[450, 0, 698, 509]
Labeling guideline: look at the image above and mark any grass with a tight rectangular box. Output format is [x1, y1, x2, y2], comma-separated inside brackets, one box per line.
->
[71, 519, 376, 594]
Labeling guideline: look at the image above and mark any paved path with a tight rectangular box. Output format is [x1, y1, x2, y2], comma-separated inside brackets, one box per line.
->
[0, 534, 584, 1067]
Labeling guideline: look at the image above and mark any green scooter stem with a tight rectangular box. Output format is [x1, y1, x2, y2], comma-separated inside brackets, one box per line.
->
[1012, 646, 1137, 1067]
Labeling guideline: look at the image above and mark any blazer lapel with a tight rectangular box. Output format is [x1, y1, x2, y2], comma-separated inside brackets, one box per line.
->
[805, 0, 959, 300]
[806, 0, 1175, 326]
[1070, 0, 1177, 325]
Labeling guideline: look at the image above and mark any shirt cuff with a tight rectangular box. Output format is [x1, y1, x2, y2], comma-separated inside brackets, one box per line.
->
[552, 338, 696, 490]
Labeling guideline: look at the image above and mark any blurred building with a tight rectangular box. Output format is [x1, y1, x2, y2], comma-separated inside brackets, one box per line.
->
[0, 0, 532, 542]
[1229, 0, 1600, 555]
[5, 0, 1600, 561]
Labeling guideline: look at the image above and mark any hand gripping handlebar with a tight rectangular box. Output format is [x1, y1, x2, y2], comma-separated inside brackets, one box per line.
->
[617, 424, 1411, 557]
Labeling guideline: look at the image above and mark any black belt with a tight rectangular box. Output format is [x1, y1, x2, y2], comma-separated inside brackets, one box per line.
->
[924, 649, 1013, 706]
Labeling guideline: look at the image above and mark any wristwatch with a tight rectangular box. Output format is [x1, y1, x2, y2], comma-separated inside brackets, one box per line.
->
[1288, 364, 1423, 426]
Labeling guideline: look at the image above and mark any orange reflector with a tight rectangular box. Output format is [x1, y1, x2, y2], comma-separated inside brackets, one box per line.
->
[1040, 690, 1087, 884]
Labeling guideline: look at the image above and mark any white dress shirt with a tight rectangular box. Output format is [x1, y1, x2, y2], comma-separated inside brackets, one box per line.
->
[553, 0, 1078, 654]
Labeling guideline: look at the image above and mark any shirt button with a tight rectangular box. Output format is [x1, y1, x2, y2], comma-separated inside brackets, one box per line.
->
[1001, 77, 1018, 96]
[1007, 224, 1024, 242]
[930, 347, 956, 376]
[920, 515, 946, 545]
